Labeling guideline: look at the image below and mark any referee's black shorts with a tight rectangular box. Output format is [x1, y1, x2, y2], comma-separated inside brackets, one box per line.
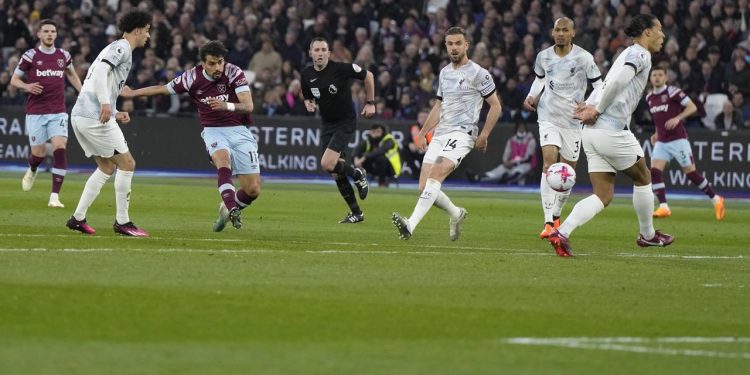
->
[321, 117, 356, 154]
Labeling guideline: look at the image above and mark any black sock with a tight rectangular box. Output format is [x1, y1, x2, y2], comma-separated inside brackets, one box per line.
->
[332, 160, 356, 178]
[335, 175, 361, 214]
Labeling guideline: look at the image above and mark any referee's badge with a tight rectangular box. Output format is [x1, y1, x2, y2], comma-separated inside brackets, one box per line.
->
[311, 88, 321, 98]
[328, 84, 338, 95]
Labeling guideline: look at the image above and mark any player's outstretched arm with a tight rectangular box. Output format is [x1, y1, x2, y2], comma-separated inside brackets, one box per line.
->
[120, 85, 170, 98]
[475, 92, 502, 152]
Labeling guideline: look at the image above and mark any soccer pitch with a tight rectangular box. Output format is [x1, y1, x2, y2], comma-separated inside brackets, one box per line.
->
[1, 172, 748, 374]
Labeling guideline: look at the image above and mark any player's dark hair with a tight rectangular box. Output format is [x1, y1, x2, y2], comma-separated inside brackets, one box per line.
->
[38, 19, 57, 30]
[624, 14, 657, 38]
[118, 10, 151, 33]
[200, 40, 228, 61]
[309, 37, 329, 50]
[445, 26, 467, 38]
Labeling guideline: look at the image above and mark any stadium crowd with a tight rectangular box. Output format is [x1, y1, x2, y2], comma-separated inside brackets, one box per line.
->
[2, 0, 750, 131]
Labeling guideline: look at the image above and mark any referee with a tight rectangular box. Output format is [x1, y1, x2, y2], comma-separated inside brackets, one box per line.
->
[301, 37, 376, 224]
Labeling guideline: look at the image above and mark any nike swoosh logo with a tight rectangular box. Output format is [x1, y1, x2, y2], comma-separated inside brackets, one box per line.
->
[310, 78, 318, 82]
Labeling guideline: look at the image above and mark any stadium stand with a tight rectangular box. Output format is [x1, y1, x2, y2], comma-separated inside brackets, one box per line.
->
[2, 0, 750, 131]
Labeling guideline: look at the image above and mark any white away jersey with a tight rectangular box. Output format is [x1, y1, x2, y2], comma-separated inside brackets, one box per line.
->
[592, 44, 651, 131]
[434, 60, 496, 138]
[72, 39, 133, 119]
[534, 45, 601, 128]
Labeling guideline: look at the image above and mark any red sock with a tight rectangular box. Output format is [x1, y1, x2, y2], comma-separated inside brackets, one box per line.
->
[51, 148, 67, 194]
[217, 167, 238, 210]
[28, 154, 44, 172]
[650, 168, 667, 204]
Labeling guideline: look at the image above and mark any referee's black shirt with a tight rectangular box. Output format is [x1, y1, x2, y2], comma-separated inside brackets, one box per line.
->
[301, 61, 368, 125]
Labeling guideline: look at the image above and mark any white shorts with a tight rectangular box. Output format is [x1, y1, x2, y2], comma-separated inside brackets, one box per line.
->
[71, 116, 128, 158]
[538, 121, 582, 162]
[582, 127, 644, 173]
[652, 139, 694, 167]
[201, 126, 260, 175]
[423, 132, 474, 167]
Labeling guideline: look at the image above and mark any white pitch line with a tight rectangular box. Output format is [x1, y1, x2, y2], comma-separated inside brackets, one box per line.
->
[0, 234, 745, 259]
[503, 337, 750, 360]
[0, 247, 555, 256]
[617, 253, 747, 260]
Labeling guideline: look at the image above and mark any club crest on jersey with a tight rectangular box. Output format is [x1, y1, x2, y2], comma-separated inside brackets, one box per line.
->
[211, 142, 218, 148]
[328, 84, 338, 95]
[57, 59, 65, 68]
[37, 61, 43, 65]
[217, 84, 227, 93]
[661, 94, 668, 101]
[569, 67, 575, 76]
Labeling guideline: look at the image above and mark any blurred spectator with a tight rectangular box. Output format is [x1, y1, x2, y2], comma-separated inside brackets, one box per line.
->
[731, 91, 750, 128]
[248, 40, 282, 80]
[714, 101, 742, 130]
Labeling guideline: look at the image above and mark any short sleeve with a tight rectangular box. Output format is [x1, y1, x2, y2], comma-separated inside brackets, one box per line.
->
[533, 53, 545, 78]
[166, 70, 191, 95]
[624, 49, 649, 74]
[672, 88, 691, 106]
[474, 68, 496, 98]
[63, 49, 73, 69]
[17, 49, 34, 73]
[100, 41, 128, 68]
[342, 62, 367, 80]
[227, 64, 250, 93]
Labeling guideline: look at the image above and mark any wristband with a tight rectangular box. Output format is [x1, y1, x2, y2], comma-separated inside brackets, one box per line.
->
[226, 102, 236, 111]
[366, 100, 375, 105]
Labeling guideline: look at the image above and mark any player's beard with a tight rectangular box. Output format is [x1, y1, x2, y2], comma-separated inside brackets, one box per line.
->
[449, 51, 465, 63]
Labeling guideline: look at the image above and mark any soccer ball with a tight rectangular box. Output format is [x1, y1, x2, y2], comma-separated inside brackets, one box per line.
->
[545, 162, 576, 192]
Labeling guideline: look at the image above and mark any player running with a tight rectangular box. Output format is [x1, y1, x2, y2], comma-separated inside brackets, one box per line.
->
[523, 17, 603, 239]
[645, 67, 725, 220]
[11, 19, 82, 208]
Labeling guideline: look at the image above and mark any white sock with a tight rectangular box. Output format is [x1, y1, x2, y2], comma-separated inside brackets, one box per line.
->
[711, 195, 721, 204]
[659, 202, 669, 209]
[433, 190, 461, 218]
[633, 184, 655, 239]
[557, 194, 604, 238]
[540, 172, 555, 222]
[74, 168, 111, 220]
[114, 170, 134, 225]
[408, 178, 441, 232]
[553, 188, 572, 219]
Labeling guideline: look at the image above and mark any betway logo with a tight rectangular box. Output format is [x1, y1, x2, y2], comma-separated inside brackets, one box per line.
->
[650, 104, 669, 113]
[199, 94, 229, 104]
[36, 69, 64, 78]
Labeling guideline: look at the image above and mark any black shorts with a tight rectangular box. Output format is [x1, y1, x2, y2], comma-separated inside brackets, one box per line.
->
[321, 118, 356, 154]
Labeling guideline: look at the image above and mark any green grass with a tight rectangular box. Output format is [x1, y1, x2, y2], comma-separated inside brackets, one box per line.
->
[1, 171, 749, 374]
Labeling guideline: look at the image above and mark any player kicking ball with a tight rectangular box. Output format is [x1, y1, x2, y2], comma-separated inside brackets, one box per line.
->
[122, 40, 260, 232]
